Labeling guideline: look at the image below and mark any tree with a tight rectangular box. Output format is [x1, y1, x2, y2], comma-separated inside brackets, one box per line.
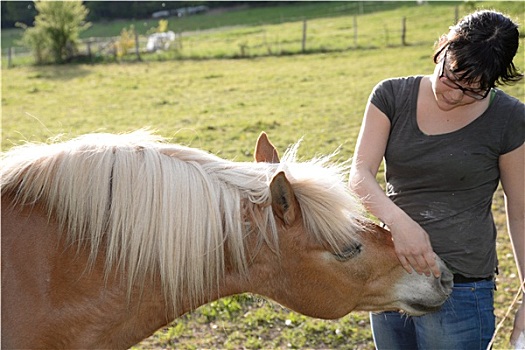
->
[19, 1, 90, 64]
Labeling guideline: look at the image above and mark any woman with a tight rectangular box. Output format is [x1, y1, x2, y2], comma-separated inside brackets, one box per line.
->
[349, 10, 524, 349]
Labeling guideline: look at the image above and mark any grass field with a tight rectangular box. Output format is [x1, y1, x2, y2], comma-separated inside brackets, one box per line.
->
[2, 2, 524, 349]
[3, 1, 524, 65]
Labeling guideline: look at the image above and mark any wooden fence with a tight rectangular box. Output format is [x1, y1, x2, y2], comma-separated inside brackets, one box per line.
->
[3, 7, 461, 67]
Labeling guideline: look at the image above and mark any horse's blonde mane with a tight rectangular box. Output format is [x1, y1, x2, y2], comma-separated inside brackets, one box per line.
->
[1, 131, 366, 314]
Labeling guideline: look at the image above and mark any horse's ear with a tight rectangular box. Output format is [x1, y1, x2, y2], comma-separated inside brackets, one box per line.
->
[255, 132, 280, 163]
[270, 171, 297, 225]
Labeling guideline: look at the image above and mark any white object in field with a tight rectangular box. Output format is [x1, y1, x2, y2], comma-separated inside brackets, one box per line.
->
[515, 331, 525, 350]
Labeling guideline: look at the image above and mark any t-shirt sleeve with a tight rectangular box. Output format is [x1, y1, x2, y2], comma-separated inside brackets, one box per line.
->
[501, 99, 525, 154]
[369, 79, 396, 122]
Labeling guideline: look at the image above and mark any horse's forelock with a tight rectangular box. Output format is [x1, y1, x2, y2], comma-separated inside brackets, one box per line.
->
[278, 142, 366, 251]
[283, 157, 366, 254]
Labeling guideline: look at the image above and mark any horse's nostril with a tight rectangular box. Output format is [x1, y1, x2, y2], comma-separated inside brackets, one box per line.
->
[439, 270, 454, 294]
[442, 270, 453, 282]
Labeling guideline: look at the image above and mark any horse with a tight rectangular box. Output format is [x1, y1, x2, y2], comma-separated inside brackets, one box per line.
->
[1, 131, 453, 349]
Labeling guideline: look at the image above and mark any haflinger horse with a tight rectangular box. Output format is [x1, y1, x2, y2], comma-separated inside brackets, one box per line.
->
[1, 131, 453, 349]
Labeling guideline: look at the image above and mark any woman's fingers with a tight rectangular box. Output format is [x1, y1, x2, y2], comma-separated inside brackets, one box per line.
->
[425, 252, 442, 278]
[398, 255, 414, 274]
[408, 255, 430, 276]
[390, 218, 441, 277]
[397, 248, 441, 277]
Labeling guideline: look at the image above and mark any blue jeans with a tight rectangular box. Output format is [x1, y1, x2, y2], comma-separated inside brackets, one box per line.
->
[370, 279, 495, 350]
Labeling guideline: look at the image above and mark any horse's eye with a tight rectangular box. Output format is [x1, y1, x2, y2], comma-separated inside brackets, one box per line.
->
[333, 243, 362, 261]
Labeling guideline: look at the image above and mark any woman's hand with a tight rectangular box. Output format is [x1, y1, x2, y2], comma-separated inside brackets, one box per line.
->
[389, 212, 441, 278]
[510, 301, 525, 347]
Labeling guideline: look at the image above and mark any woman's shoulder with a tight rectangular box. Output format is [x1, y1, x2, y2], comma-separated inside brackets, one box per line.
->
[373, 75, 422, 95]
[492, 90, 525, 121]
[377, 75, 422, 85]
[493, 90, 524, 108]
[370, 76, 422, 122]
[489, 90, 525, 153]
[372, 75, 422, 97]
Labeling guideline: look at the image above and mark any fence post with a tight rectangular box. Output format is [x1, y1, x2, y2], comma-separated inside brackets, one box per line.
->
[401, 17, 407, 46]
[7, 47, 13, 68]
[177, 31, 182, 51]
[239, 42, 248, 57]
[353, 15, 358, 48]
[86, 40, 92, 63]
[112, 40, 118, 61]
[302, 19, 307, 53]
[134, 31, 142, 61]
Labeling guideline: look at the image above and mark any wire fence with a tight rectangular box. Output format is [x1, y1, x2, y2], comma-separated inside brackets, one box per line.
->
[2, 4, 462, 67]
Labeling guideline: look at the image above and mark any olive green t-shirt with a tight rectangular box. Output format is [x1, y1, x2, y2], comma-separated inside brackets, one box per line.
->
[370, 76, 525, 277]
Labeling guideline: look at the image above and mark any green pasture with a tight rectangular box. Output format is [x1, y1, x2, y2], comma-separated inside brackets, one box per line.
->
[2, 2, 524, 349]
[3, 1, 524, 65]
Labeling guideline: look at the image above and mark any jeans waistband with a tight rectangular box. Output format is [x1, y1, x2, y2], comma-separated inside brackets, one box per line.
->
[453, 273, 493, 284]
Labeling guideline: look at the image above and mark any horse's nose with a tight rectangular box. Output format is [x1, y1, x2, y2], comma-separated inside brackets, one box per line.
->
[439, 268, 454, 295]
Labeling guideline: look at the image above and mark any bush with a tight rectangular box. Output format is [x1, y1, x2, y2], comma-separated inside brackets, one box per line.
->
[18, 1, 90, 64]
[116, 25, 136, 59]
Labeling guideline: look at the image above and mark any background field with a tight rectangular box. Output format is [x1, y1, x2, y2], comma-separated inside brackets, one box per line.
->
[0, 2, 458, 49]
[2, 2, 524, 349]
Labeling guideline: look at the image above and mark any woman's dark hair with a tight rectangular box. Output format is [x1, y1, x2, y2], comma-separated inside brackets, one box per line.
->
[433, 10, 523, 89]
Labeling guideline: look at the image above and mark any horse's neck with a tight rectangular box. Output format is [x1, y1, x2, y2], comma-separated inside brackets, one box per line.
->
[1, 195, 253, 348]
[1, 197, 171, 348]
